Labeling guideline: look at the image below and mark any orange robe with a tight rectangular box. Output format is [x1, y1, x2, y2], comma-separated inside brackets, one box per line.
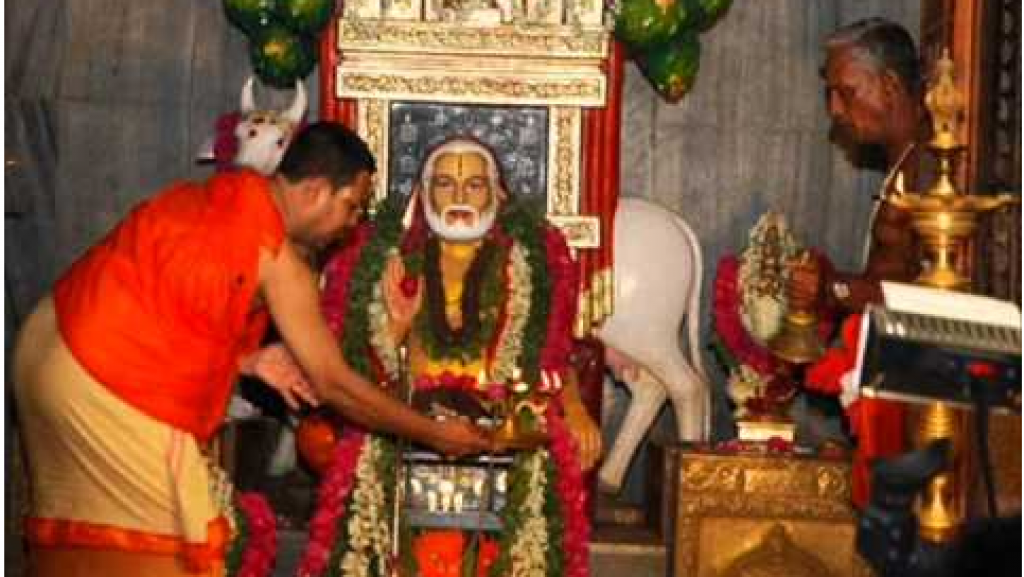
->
[13, 170, 283, 576]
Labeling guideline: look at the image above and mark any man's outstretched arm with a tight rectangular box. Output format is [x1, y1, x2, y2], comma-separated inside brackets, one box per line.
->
[257, 241, 489, 457]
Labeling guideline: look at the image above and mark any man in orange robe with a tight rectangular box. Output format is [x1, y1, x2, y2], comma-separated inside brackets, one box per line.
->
[12, 122, 489, 576]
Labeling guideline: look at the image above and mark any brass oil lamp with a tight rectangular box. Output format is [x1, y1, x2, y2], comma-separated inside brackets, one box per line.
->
[887, 50, 1014, 290]
[886, 50, 1014, 543]
[488, 368, 552, 451]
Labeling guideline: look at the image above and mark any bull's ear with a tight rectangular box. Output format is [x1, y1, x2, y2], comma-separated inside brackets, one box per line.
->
[196, 135, 215, 163]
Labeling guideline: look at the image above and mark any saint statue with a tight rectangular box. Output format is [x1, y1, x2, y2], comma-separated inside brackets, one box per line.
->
[295, 137, 600, 577]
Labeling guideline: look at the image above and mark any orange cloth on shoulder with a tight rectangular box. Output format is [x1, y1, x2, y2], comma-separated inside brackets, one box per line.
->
[53, 169, 285, 441]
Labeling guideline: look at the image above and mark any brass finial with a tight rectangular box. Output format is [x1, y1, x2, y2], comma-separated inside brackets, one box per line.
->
[925, 49, 964, 152]
[886, 48, 1013, 290]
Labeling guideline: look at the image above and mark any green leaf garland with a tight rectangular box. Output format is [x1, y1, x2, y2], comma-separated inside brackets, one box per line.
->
[340, 197, 406, 377]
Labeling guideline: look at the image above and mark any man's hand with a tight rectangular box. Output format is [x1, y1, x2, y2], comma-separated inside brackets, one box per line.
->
[245, 343, 319, 411]
[787, 252, 823, 311]
[424, 418, 491, 458]
[383, 255, 423, 342]
[564, 404, 602, 471]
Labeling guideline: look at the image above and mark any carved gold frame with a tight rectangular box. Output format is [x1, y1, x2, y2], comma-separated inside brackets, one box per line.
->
[672, 453, 874, 577]
[341, 18, 609, 249]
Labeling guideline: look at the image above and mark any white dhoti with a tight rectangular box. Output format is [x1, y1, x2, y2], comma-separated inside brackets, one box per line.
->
[12, 296, 225, 576]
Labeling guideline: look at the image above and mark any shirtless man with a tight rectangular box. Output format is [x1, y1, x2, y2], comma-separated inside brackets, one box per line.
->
[12, 122, 489, 576]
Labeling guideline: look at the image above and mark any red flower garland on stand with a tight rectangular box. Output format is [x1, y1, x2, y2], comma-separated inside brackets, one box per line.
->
[321, 224, 373, 336]
[539, 227, 579, 376]
[295, 223, 374, 577]
[713, 255, 778, 376]
[712, 252, 835, 419]
[295, 430, 367, 577]
[235, 493, 278, 577]
[539, 225, 589, 577]
[546, 401, 590, 577]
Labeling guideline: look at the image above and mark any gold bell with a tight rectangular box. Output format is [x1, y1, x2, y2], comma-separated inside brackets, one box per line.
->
[769, 251, 826, 365]
[769, 309, 825, 365]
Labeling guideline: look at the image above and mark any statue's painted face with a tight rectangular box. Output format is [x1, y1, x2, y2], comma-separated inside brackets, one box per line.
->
[424, 151, 498, 242]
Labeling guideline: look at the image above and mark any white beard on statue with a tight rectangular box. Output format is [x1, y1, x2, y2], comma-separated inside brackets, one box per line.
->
[423, 200, 497, 242]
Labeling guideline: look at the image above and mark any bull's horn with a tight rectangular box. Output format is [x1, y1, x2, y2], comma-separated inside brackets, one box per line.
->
[282, 80, 307, 124]
[240, 76, 257, 114]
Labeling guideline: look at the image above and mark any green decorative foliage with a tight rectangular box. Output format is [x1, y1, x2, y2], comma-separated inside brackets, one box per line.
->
[223, 0, 335, 88]
[674, 0, 705, 30]
[342, 198, 406, 376]
[543, 457, 565, 577]
[614, 0, 734, 102]
[697, 0, 732, 26]
[224, 0, 277, 35]
[250, 25, 317, 89]
[614, 0, 683, 50]
[636, 33, 701, 103]
[276, 0, 335, 33]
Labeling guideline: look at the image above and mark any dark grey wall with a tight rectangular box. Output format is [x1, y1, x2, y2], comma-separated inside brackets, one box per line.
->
[5, 0, 320, 324]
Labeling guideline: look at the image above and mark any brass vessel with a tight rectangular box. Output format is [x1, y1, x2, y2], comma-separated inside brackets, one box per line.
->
[769, 251, 826, 364]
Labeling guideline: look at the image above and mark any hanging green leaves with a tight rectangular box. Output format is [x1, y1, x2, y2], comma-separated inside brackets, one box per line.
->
[614, 0, 732, 102]
[222, 0, 335, 87]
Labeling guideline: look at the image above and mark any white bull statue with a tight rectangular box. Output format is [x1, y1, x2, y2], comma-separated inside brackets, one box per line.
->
[595, 197, 709, 492]
[197, 75, 307, 175]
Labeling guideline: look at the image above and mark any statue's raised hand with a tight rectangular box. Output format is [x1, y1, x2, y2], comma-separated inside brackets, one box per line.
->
[383, 254, 423, 342]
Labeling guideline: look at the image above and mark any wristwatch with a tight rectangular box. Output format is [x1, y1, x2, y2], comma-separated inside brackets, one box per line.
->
[831, 281, 851, 301]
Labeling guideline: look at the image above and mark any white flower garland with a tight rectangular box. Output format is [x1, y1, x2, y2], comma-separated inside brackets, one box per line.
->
[727, 213, 800, 413]
[207, 458, 238, 536]
[490, 242, 532, 383]
[340, 438, 392, 576]
[509, 450, 549, 577]
[737, 213, 799, 345]
[369, 250, 402, 380]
